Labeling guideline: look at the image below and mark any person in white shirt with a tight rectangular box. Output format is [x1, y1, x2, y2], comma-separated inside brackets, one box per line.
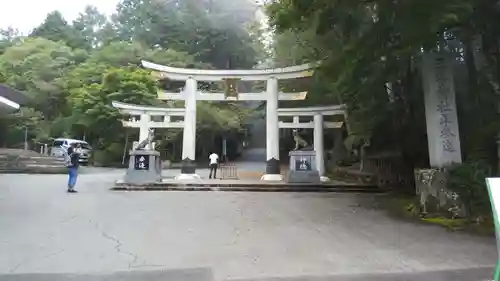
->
[208, 152, 219, 179]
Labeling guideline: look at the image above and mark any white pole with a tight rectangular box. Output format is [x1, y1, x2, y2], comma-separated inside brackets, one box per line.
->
[313, 114, 324, 174]
[178, 77, 199, 177]
[139, 113, 150, 143]
[222, 138, 227, 160]
[314, 114, 328, 181]
[261, 77, 282, 181]
[24, 126, 28, 150]
[122, 130, 129, 165]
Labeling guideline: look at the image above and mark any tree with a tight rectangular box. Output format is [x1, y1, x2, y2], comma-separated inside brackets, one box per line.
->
[70, 67, 158, 147]
[0, 27, 22, 55]
[266, 1, 500, 211]
[72, 5, 111, 49]
[0, 1, 262, 164]
[0, 38, 87, 120]
[266, 1, 481, 150]
[30, 11, 87, 50]
[111, 0, 263, 69]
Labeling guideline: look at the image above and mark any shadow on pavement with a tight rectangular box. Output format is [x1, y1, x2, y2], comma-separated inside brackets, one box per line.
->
[0, 267, 213, 281]
[228, 267, 495, 281]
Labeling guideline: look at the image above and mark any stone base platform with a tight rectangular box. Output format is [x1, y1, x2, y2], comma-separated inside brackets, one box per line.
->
[112, 179, 381, 193]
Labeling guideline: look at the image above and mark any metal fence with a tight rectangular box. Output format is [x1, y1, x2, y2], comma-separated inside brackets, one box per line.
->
[219, 163, 238, 180]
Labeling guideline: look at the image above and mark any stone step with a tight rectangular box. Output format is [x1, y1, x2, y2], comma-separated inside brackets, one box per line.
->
[0, 161, 64, 166]
[0, 167, 67, 174]
[332, 166, 376, 185]
[0, 152, 67, 174]
[0, 162, 64, 168]
[0, 155, 63, 161]
[114, 178, 380, 192]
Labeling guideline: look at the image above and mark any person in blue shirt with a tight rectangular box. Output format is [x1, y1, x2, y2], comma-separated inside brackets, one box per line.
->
[67, 143, 80, 193]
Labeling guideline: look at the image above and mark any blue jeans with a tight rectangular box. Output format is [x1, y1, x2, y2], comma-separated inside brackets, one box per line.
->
[68, 167, 78, 188]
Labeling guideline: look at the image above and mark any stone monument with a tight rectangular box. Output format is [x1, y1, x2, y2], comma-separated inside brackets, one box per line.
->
[124, 128, 162, 185]
[286, 131, 321, 183]
[279, 106, 346, 182]
[414, 52, 463, 215]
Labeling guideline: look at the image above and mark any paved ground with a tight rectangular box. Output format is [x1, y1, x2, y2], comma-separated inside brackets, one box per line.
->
[0, 168, 497, 281]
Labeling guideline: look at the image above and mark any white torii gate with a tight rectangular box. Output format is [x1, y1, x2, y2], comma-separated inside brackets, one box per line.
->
[278, 105, 347, 182]
[112, 101, 185, 149]
[142, 60, 316, 181]
[113, 101, 348, 181]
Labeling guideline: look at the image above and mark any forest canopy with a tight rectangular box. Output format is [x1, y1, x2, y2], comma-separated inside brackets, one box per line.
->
[0, 0, 266, 164]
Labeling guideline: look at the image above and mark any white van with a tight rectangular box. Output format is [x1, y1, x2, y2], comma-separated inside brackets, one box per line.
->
[50, 138, 92, 165]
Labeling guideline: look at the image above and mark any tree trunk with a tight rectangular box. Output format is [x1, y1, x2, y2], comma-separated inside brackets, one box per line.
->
[465, 39, 479, 100]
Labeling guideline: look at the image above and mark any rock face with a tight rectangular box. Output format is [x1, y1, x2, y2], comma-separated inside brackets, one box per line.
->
[0, 149, 67, 174]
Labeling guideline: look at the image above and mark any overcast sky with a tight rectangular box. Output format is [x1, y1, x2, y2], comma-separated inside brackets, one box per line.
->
[0, 0, 119, 34]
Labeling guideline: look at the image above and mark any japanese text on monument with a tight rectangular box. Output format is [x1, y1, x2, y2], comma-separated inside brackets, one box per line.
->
[434, 57, 456, 153]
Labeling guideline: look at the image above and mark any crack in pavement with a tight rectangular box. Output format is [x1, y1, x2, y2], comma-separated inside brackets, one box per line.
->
[59, 215, 78, 224]
[7, 215, 79, 273]
[9, 256, 32, 273]
[8, 214, 163, 273]
[8, 247, 65, 273]
[8, 231, 59, 274]
[87, 218, 148, 269]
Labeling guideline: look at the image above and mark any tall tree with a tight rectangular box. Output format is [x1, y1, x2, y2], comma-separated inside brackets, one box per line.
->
[30, 11, 87, 50]
[72, 5, 111, 49]
[0, 27, 22, 56]
[112, 0, 263, 68]
[0, 38, 87, 120]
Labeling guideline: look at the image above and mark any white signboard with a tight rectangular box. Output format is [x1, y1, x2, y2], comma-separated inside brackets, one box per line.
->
[485, 178, 500, 281]
[422, 53, 462, 168]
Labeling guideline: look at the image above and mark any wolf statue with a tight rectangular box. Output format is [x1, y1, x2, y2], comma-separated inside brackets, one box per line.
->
[136, 128, 155, 150]
[293, 129, 308, 150]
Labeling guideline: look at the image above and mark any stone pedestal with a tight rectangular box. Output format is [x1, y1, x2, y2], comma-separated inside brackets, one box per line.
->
[124, 150, 161, 185]
[176, 158, 200, 180]
[132, 141, 156, 150]
[414, 168, 466, 218]
[286, 150, 320, 184]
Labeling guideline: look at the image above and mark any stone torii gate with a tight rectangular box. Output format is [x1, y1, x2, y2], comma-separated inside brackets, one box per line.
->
[141, 60, 315, 181]
[278, 105, 347, 182]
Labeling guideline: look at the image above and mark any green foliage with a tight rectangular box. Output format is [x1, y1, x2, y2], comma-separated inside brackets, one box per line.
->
[72, 5, 111, 49]
[30, 11, 88, 50]
[267, 0, 500, 176]
[421, 217, 469, 231]
[0, 107, 46, 145]
[0, 37, 87, 119]
[112, 0, 262, 69]
[448, 161, 492, 217]
[70, 67, 158, 146]
[91, 145, 124, 167]
[0, 0, 262, 163]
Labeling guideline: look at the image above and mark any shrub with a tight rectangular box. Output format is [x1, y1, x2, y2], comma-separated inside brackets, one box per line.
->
[448, 161, 492, 217]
